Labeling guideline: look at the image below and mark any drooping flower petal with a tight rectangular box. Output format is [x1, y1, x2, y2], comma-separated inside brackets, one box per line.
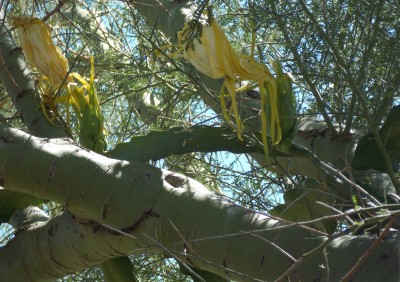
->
[178, 16, 282, 155]
[69, 57, 106, 153]
[12, 17, 72, 89]
[181, 20, 274, 82]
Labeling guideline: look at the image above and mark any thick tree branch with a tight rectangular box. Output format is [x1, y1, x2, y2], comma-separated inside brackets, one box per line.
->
[108, 126, 261, 162]
[0, 125, 398, 281]
[1, 211, 136, 281]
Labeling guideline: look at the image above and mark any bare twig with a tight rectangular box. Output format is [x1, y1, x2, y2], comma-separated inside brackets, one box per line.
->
[298, 0, 400, 193]
[141, 233, 207, 282]
[42, 0, 70, 22]
[340, 215, 397, 281]
[250, 232, 296, 262]
[270, 2, 338, 137]
[171, 205, 400, 247]
[0, 50, 22, 94]
[322, 248, 330, 282]
[292, 143, 382, 206]
[343, 1, 384, 134]
[274, 232, 344, 281]
[315, 201, 355, 225]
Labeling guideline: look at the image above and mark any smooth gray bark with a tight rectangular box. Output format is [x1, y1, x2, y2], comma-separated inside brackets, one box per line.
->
[0, 126, 399, 281]
[0, 2, 398, 281]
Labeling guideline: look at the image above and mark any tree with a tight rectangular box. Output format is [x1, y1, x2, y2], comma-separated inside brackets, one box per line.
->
[0, 0, 399, 281]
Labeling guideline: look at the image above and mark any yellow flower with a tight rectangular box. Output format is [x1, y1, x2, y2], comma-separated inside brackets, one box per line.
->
[177, 14, 282, 159]
[12, 18, 106, 151]
[180, 20, 273, 83]
[12, 17, 72, 90]
[58, 57, 106, 153]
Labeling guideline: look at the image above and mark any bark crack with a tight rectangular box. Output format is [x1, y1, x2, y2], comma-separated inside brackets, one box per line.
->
[121, 209, 160, 234]
[47, 161, 57, 182]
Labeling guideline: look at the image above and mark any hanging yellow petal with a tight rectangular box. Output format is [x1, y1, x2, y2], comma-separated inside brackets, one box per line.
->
[12, 17, 72, 90]
[180, 19, 274, 82]
[178, 14, 282, 156]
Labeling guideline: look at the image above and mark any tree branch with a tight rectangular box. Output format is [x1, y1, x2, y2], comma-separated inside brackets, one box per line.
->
[298, 0, 400, 193]
[0, 125, 398, 281]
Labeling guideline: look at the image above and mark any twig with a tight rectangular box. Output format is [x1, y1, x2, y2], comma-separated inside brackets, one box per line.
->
[343, 1, 384, 134]
[168, 218, 196, 255]
[174, 251, 265, 282]
[315, 201, 355, 225]
[292, 143, 382, 206]
[250, 232, 296, 262]
[0, 50, 22, 94]
[142, 233, 207, 282]
[270, 2, 338, 137]
[42, 0, 70, 22]
[298, 0, 400, 194]
[322, 248, 330, 282]
[387, 193, 400, 202]
[274, 232, 344, 281]
[171, 205, 400, 247]
[340, 215, 397, 281]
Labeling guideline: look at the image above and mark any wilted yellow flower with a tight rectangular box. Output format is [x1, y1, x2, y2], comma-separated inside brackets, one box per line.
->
[57, 57, 106, 153]
[12, 17, 106, 150]
[176, 13, 282, 158]
[12, 17, 72, 90]
[180, 19, 273, 83]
